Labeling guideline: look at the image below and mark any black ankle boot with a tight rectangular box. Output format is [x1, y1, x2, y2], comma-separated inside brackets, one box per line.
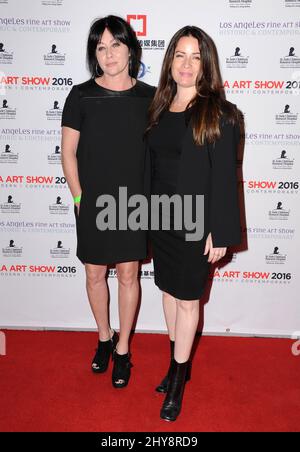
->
[112, 349, 133, 388]
[155, 339, 174, 393]
[156, 340, 191, 393]
[91, 330, 118, 373]
[160, 359, 188, 422]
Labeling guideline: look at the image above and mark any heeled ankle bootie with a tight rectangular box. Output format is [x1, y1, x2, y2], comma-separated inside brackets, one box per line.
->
[112, 349, 133, 388]
[156, 340, 191, 393]
[91, 330, 118, 373]
[160, 359, 189, 422]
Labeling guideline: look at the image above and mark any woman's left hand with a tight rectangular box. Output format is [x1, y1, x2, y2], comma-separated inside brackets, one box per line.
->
[204, 233, 227, 264]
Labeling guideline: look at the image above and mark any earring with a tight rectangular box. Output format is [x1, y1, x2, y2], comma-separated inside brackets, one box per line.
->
[95, 62, 101, 77]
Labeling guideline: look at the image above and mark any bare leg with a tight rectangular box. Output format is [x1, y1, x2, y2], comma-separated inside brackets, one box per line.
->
[174, 299, 199, 363]
[162, 291, 176, 341]
[159, 298, 199, 421]
[85, 263, 113, 341]
[116, 261, 139, 355]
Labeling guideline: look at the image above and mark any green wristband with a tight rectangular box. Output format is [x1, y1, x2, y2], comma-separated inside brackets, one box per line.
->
[73, 194, 81, 204]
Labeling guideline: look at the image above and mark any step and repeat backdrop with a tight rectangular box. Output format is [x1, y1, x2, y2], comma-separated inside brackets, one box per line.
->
[0, 0, 299, 336]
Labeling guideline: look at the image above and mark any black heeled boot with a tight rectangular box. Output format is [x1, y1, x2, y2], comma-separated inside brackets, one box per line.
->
[112, 349, 133, 388]
[160, 359, 189, 422]
[156, 340, 191, 393]
[155, 339, 174, 393]
[91, 330, 118, 373]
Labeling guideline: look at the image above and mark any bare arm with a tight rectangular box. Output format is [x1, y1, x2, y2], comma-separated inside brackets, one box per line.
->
[61, 126, 81, 209]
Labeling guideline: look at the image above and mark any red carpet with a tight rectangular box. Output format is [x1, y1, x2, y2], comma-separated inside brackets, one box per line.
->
[0, 330, 299, 432]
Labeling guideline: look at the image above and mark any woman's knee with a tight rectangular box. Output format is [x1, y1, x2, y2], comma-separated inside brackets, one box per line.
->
[176, 299, 199, 313]
[116, 263, 138, 287]
[85, 264, 107, 288]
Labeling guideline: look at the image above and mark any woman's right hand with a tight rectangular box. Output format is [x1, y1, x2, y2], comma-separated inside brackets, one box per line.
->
[204, 232, 227, 264]
[75, 202, 80, 216]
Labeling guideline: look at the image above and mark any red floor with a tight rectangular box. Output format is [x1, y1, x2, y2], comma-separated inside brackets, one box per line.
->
[0, 330, 299, 432]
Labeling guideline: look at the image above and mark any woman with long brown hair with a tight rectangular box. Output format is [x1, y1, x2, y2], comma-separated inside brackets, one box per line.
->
[146, 26, 241, 421]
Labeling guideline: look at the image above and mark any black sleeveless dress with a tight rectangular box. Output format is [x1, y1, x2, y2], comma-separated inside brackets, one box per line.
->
[61, 79, 155, 265]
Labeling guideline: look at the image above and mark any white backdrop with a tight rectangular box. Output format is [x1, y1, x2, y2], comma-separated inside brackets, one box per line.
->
[0, 0, 299, 336]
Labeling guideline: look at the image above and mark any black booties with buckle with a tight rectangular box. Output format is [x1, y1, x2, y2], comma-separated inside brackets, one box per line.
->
[160, 359, 189, 422]
[156, 340, 191, 393]
[112, 349, 133, 388]
[91, 331, 118, 373]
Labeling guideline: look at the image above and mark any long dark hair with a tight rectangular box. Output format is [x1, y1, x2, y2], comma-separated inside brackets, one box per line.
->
[87, 15, 141, 79]
[147, 26, 239, 145]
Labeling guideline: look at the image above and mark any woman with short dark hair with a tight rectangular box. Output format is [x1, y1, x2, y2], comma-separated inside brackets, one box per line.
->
[61, 15, 155, 388]
[147, 25, 242, 421]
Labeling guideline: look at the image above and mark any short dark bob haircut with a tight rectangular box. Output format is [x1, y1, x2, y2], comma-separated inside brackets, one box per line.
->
[87, 15, 141, 79]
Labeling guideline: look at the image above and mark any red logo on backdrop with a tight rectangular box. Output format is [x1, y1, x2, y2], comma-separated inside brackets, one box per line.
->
[127, 15, 147, 36]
